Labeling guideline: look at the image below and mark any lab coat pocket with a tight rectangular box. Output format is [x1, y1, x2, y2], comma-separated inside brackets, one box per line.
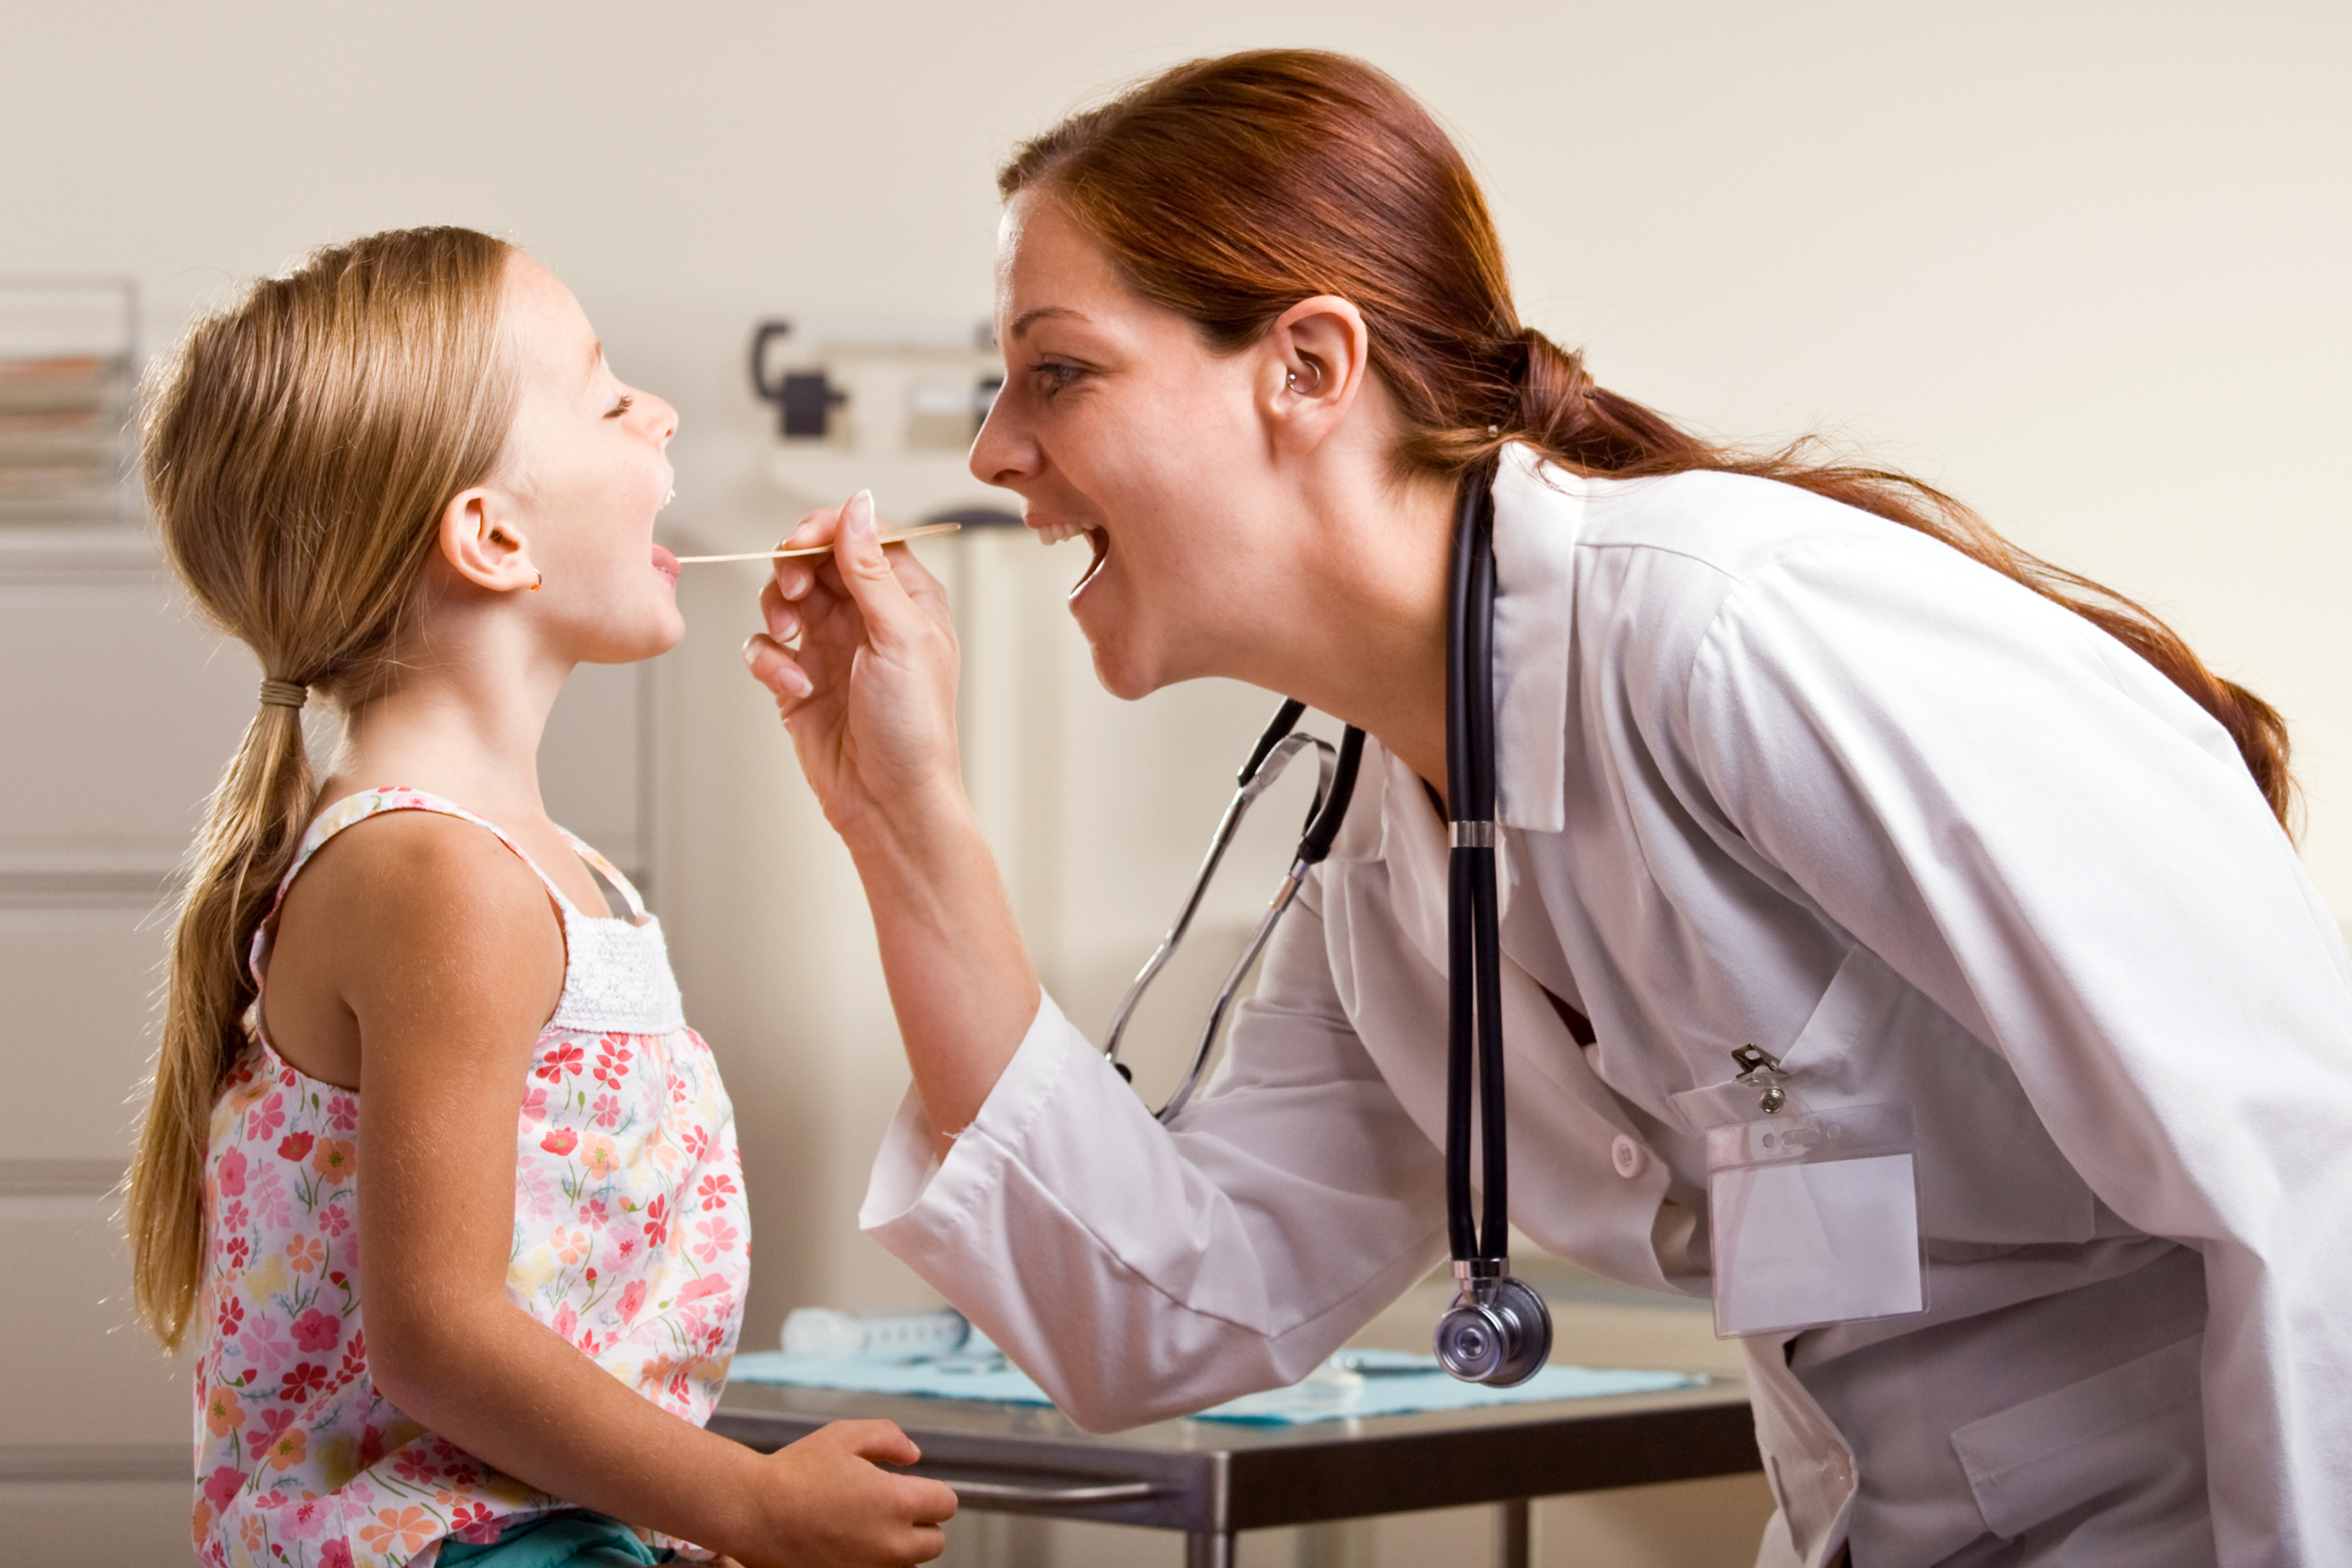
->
[1949, 1334, 2203, 1540]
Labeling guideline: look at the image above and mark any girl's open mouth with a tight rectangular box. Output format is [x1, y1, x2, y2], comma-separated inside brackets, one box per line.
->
[652, 544, 680, 584]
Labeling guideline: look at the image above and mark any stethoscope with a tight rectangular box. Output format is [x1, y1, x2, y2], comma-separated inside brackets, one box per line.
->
[1103, 459, 1553, 1387]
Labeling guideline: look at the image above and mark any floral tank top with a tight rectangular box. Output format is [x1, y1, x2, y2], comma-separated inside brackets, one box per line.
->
[192, 788, 750, 1568]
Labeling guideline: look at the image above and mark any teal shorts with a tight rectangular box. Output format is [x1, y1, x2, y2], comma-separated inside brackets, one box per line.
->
[435, 1510, 671, 1567]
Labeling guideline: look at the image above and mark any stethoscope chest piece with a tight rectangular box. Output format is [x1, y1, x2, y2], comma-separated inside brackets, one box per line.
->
[1435, 1260, 1554, 1387]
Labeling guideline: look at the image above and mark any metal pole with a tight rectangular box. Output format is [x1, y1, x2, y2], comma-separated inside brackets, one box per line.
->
[1186, 1528, 1236, 1568]
[1499, 1498, 1533, 1568]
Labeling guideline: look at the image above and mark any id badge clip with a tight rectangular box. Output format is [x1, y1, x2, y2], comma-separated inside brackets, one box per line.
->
[1707, 1047, 1927, 1339]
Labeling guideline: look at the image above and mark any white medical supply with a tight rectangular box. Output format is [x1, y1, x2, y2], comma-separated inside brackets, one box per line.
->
[781, 1305, 975, 1361]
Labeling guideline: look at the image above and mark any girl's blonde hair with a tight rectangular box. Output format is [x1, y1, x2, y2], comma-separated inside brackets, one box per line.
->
[126, 227, 519, 1350]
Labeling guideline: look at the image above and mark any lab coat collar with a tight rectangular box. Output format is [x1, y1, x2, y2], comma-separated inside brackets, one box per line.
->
[1325, 443, 1583, 867]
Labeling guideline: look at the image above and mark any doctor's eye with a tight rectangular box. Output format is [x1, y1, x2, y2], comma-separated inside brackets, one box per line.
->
[1027, 361, 1088, 397]
[604, 394, 635, 420]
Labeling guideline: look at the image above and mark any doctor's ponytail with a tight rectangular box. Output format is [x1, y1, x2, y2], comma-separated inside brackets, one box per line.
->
[1002, 50, 2295, 827]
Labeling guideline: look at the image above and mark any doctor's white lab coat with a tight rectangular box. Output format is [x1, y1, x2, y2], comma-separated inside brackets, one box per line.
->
[861, 446, 2352, 1566]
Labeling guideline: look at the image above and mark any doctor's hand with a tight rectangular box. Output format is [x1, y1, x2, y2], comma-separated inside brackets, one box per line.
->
[744, 491, 964, 845]
[737, 1418, 957, 1567]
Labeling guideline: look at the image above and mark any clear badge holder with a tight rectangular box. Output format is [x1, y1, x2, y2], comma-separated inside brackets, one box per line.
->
[1706, 1059, 1928, 1339]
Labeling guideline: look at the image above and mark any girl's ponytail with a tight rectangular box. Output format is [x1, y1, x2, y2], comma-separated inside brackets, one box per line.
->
[128, 694, 313, 1349]
[126, 228, 518, 1350]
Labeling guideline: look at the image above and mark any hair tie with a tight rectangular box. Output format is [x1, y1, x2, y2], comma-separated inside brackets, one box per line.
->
[257, 679, 308, 711]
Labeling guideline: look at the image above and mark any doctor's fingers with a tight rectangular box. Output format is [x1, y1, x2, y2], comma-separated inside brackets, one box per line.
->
[742, 630, 814, 703]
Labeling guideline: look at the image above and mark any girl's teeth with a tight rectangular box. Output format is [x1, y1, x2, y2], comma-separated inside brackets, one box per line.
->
[1036, 520, 1087, 546]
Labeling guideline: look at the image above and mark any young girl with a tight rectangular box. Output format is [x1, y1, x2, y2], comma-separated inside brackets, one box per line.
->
[122, 227, 957, 1568]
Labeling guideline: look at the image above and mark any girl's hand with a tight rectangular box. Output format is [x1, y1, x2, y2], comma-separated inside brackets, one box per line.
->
[743, 492, 964, 848]
[737, 1419, 957, 1567]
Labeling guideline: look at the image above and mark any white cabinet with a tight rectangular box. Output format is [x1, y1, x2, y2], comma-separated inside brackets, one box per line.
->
[0, 526, 648, 1560]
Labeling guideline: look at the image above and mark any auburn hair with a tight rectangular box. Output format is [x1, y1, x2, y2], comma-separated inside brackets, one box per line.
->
[1002, 50, 2292, 826]
[126, 227, 519, 1350]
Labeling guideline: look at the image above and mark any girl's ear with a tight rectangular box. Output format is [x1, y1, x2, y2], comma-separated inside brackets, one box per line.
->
[438, 488, 540, 593]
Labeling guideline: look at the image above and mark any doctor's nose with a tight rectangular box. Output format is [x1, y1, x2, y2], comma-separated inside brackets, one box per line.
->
[968, 399, 1038, 491]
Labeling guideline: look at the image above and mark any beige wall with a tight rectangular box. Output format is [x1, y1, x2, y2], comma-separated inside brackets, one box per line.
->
[5, 2, 2347, 1563]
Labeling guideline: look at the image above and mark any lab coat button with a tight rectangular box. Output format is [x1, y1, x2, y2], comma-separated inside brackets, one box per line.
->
[1610, 1135, 1646, 1178]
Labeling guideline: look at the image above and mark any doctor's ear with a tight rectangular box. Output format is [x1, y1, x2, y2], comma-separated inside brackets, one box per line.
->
[437, 488, 542, 595]
[1263, 296, 1370, 451]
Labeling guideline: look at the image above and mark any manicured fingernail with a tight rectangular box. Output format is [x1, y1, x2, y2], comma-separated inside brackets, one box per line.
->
[847, 490, 875, 538]
[740, 635, 760, 667]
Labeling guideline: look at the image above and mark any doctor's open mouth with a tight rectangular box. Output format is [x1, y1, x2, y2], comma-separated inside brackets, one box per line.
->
[1031, 515, 1109, 595]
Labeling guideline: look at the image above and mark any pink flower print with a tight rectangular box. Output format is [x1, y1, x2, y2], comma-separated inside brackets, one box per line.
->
[697, 1172, 739, 1211]
[360, 1507, 436, 1557]
[279, 1063, 299, 1088]
[579, 1328, 608, 1357]
[277, 1361, 329, 1402]
[310, 1138, 356, 1182]
[215, 1294, 244, 1340]
[678, 1275, 730, 1308]
[318, 1203, 350, 1238]
[290, 1308, 341, 1353]
[449, 1501, 501, 1544]
[340, 1330, 368, 1382]
[521, 1084, 550, 1125]
[692, 1216, 740, 1263]
[682, 1126, 710, 1161]
[536, 1044, 585, 1083]
[286, 1234, 327, 1274]
[318, 1536, 355, 1568]
[642, 1195, 668, 1248]
[276, 1130, 314, 1163]
[217, 1149, 248, 1198]
[204, 1386, 244, 1438]
[247, 1407, 296, 1452]
[610, 1231, 641, 1266]
[552, 1302, 578, 1341]
[541, 1128, 579, 1157]
[223, 1233, 250, 1272]
[578, 1197, 610, 1230]
[250, 1092, 286, 1142]
[327, 1093, 358, 1132]
[591, 1092, 621, 1129]
[250, 1162, 292, 1230]
[281, 1491, 331, 1542]
[516, 1162, 558, 1220]
[617, 1279, 648, 1323]
[579, 1135, 622, 1183]
[243, 1314, 296, 1375]
[550, 1227, 590, 1266]
[202, 1465, 244, 1514]
[593, 1039, 633, 1088]
[390, 1449, 439, 1487]
[219, 1197, 248, 1233]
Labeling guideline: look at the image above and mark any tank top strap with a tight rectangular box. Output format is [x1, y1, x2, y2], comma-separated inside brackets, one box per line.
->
[557, 828, 652, 923]
[247, 786, 573, 988]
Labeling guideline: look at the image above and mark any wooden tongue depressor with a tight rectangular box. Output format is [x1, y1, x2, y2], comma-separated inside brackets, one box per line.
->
[670, 521, 962, 564]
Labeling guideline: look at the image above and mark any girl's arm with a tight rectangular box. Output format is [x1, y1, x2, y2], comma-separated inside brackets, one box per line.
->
[743, 493, 1039, 1157]
[316, 812, 955, 1567]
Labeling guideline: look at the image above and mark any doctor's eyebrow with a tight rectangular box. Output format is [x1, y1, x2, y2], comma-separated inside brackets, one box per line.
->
[1008, 306, 1089, 339]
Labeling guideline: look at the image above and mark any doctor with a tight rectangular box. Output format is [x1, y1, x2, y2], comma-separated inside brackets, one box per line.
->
[742, 49, 2352, 1567]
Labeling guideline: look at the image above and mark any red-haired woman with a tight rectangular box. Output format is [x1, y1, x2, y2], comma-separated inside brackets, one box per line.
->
[744, 51, 2351, 1568]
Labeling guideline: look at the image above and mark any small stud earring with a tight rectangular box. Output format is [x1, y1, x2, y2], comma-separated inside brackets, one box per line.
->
[531, 572, 543, 592]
